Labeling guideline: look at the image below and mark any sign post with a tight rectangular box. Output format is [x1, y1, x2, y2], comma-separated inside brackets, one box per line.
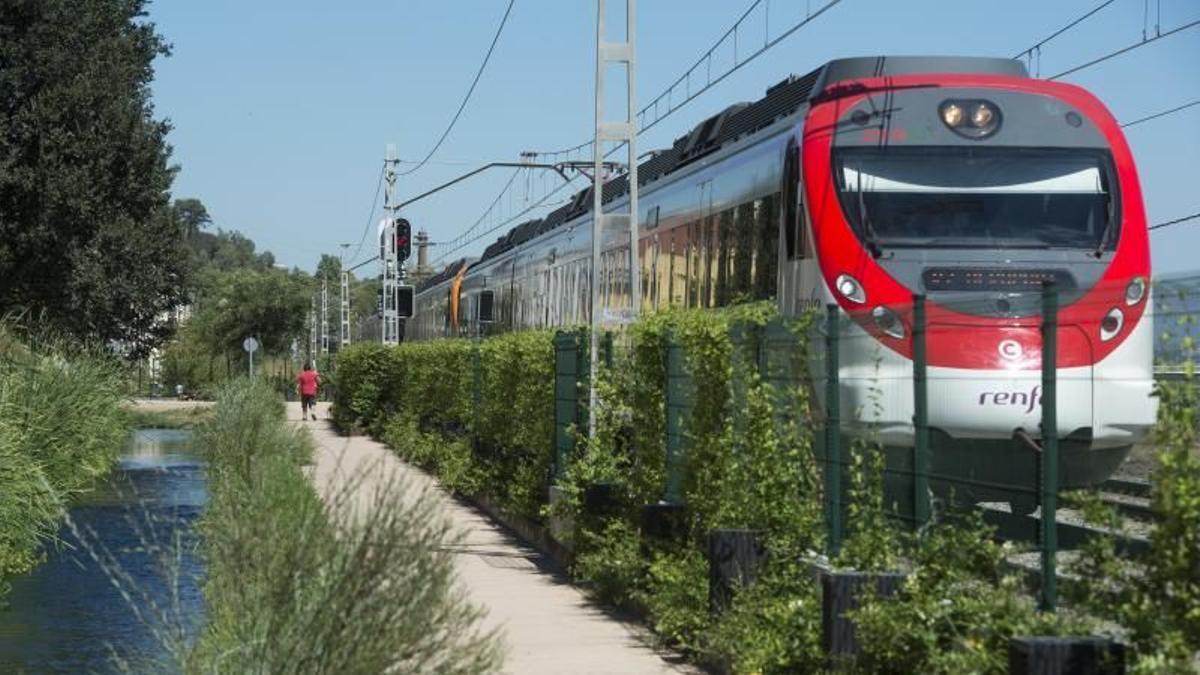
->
[243, 336, 259, 379]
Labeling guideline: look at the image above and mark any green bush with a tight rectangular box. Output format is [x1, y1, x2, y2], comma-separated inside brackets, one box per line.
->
[334, 332, 553, 520]
[852, 514, 1090, 674]
[1068, 360, 1200, 671]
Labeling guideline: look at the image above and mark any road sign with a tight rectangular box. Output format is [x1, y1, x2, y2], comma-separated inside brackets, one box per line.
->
[243, 336, 259, 379]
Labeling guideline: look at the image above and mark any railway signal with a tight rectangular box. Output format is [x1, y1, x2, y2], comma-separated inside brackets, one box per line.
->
[395, 218, 412, 263]
[396, 285, 414, 319]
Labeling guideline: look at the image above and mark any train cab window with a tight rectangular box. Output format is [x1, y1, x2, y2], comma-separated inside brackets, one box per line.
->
[835, 147, 1115, 251]
[783, 140, 805, 260]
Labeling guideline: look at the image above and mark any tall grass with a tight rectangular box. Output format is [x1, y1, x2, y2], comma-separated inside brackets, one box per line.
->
[0, 336, 129, 596]
[187, 380, 501, 673]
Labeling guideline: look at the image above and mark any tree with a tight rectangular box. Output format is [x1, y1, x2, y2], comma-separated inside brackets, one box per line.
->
[315, 254, 342, 285]
[173, 198, 212, 240]
[0, 0, 185, 354]
[352, 275, 382, 324]
[200, 268, 310, 357]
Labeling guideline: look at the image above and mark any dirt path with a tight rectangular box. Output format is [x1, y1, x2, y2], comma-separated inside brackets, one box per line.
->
[294, 401, 696, 675]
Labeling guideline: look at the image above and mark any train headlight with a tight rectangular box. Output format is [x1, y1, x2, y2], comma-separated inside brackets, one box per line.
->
[941, 103, 964, 128]
[1100, 307, 1124, 341]
[971, 103, 995, 128]
[835, 274, 866, 304]
[1125, 277, 1146, 306]
[940, 99, 1001, 139]
[872, 306, 905, 339]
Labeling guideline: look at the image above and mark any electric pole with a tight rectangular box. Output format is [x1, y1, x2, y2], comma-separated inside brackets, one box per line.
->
[321, 275, 329, 355]
[339, 243, 352, 348]
[381, 144, 400, 345]
[589, 0, 639, 436]
[309, 295, 318, 361]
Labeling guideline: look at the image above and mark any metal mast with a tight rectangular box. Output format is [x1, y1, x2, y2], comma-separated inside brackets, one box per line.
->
[590, 0, 639, 434]
[309, 295, 318, 361]
[320, 275, 329, 355]
[340, 270, 351, 347]
[381, 144, 400, 345]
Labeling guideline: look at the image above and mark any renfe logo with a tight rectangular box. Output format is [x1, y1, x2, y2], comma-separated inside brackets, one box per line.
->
[978, 385, 1042, 414]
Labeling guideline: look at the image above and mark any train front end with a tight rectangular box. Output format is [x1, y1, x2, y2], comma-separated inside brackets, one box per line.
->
[801, 57, 1154, 495]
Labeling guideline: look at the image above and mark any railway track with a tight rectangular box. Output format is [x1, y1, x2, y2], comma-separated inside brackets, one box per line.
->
[1099, 477, 1159, 522]
[978, 501, 1152, 556]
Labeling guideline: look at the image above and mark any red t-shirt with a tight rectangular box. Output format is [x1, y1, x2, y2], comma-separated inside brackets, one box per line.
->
[297, 370, 320, 396]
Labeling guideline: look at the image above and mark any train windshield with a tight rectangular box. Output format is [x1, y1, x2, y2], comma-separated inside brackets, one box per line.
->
[834, 148, 1115, 252]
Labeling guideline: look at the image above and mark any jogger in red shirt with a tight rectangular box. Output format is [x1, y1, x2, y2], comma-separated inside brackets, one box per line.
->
[297, 362, 320, 421]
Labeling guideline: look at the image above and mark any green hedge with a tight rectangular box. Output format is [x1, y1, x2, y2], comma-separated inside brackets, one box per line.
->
[0, 339, 128, 597]
[334, 331, 553, 519]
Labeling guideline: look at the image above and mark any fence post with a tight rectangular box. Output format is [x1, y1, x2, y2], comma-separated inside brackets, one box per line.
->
[552, 330, 582, 481]
[664, 329, 687, 505]
[912, 294, 931, 531]
[824, 304, 843, 556]
[472, 335, 482, 448]
[1040, 282, 1059, 611]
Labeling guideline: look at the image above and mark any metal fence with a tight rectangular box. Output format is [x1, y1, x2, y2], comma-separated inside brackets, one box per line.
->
[550, 274, 1200, 612]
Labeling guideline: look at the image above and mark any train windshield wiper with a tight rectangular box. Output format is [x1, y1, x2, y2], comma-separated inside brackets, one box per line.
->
[855, 168, 884, 259]
[1092, 192, 1116, 258]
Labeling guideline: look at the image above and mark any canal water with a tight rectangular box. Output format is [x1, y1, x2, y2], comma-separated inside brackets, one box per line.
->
[0, 429, 207, 673]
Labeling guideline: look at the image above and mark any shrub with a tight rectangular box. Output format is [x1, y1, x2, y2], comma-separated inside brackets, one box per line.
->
[852, 514, 1091, 674]
[1068, 359, 1200, 671]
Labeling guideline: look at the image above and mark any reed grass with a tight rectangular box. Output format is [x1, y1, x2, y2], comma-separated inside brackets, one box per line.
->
[0, 336, 128, 597]
[186, 380, 501, 673]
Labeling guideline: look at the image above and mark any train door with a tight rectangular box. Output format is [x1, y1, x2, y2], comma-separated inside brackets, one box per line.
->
[778, 136, 821, 316]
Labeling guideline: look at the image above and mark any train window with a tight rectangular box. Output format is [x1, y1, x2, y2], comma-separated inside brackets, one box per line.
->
[835, 147, 1114, 252]
[734, 202, 755, 300]
[755, 195, 779, 298]
[669, 228, 685, 307]
[713, 209, 731, 306]
[646, 205, 660, 230]
[783, 140, 805, 260]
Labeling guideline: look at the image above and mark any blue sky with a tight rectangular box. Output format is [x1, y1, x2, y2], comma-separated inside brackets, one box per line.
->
[148, 0, 1200, 275]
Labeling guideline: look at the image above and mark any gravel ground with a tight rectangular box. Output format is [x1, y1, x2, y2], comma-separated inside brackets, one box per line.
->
[125, 398, 215, 413]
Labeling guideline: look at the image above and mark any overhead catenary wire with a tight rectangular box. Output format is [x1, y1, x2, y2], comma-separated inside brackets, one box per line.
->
[1121, 98, 1200, 128]
[397, 0, 516, 178]
[432, 174, 584, 265]
[346, 162, 386, 266]
[425, 0, 846, 266]
[433, 167, 524, 247]
[1048, 17, 1200, 80]
[1012, 0, 1119, 64]
[1149, 212, 1200, 231]
[533, 0, 845, 162]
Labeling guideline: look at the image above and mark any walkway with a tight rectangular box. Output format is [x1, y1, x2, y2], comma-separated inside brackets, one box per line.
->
[291, 401, 695, 675]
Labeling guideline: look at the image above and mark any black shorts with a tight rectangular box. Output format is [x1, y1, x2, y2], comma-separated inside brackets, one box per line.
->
[301, 394, 316, 408]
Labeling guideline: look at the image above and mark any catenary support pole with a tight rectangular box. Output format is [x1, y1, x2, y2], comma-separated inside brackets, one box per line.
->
[340, 270, 351, 347]
[321, 275, 329, 355]
[589, 0, 639, 438]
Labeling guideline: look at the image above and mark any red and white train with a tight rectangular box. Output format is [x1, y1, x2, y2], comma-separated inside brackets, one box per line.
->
[411, 56, 1155, 495]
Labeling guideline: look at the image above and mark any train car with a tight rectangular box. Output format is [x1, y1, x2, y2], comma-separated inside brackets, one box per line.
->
[411, 55, 1155, 498]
